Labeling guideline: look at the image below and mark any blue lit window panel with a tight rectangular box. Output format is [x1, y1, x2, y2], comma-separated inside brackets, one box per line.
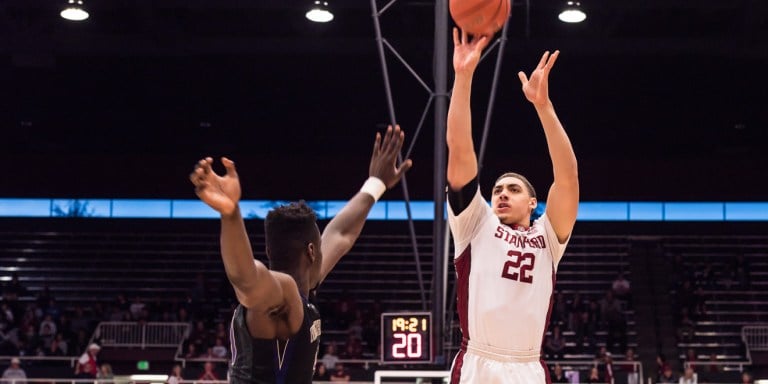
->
[51, 199, 111, 218]
[386, 201, 434, 220]
[629, 202, 664, 221]
[240, 200, 289, 220]
[0, 199, 52, 217]
[725, 203, 768, 221]
[111, 199, 172, 218]
[576, 202, 628, 221]
[325, 201, 347, 220]
[367, 202, 387, 220]
[306, 201, 328, 219]
[322, 200, 386, 220]
[664, 202, 724, 221]
[171, 200, 220, 219]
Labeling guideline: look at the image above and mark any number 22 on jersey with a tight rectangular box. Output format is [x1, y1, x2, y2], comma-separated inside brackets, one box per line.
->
[501, 250, 535, 283]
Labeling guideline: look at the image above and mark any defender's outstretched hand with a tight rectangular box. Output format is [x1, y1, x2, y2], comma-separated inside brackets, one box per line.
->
[518, 50, 560, 107]
[369, 125, 413, 189]
[189, 157, 241, 216]
[452, 28, 490, 76]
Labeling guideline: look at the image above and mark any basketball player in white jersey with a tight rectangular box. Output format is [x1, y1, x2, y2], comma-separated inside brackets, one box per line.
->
[446, 28, 579, 384]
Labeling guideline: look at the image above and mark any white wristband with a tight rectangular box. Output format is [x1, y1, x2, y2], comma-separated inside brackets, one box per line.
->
[360, 177, 386, 202]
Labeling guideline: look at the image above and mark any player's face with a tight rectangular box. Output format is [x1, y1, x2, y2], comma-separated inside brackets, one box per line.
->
[491, 176, 537, 226]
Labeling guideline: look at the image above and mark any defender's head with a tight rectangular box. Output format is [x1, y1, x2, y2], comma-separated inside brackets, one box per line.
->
[264, 201, 322, 281]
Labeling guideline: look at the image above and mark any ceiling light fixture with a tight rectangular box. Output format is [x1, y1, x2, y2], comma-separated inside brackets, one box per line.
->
[306, 1, 334, 23]
[60, 0, 89, 21]
[558, 1, 586, 23]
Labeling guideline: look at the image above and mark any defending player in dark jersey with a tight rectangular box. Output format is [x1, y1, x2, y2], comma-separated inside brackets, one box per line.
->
[190, 125, 412, 383]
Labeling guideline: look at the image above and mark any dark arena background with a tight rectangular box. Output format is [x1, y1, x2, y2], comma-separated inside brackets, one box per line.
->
[1, 1, 767, 383]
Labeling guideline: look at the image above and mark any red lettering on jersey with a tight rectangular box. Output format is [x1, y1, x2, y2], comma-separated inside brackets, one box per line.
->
[494, 226, 547, 249]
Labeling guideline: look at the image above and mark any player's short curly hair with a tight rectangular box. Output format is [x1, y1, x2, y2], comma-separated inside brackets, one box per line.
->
[264, 201, 319, 272]
[495, 172, 537, 199]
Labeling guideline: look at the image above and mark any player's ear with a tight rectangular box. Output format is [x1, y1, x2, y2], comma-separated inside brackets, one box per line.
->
[529, 197, 538, 210]
[306, 242, 316, 263]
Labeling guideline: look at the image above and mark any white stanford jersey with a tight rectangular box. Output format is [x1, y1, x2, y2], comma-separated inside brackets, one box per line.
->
[447, 186, 569, 354]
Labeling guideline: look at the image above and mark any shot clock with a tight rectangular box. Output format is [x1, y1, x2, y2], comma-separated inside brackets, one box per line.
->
[381, 312, 432, 364]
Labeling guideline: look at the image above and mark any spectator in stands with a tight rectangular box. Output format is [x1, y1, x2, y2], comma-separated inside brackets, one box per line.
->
[656, 354, 671, 381]
[189, 320, 210, 353]
[97, 363, 114, 382]
[314, 362, 331, 381]
[329, 362, 350, 382]
[741, 372, 753, 384]
[611, 272, 632, 308]
[342, 335, 363, 359]
[551, 363, 567, 383]
[54, 333, 69, 355]
[199, 346, 217, 360]
[198, 361, 220, 381]
[601, 352, 615, 384]
[621, 347, 639, 384]
[74, 343, 101, 378]
[685, 348, 697, 370]
[1, 357, 26, 382]
[544, 324, 566, 359]
[320, 343, 339, 370]
[213, 322, 229, 347]
[679, 366, 697, 384]
[167, 364, 184, 384]
[44, 299, 62, 323]
[658, 365, 677, 383]
[70, 306, 91, 334]
[38, 314, 57, 348]
[211, 337, 228, 359]
[184, 343, 198, 359]
[334, 296, 356, 330]
[586, 366, 602, 383]
[706, 353, 720, 375]
[45, 337, 65, 356]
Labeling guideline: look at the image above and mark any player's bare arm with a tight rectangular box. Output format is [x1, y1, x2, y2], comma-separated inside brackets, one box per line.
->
[190, 157, 301, 320]
[447, 28, 489, 191]
[518, 50, 579, 242]
[317, 125, 412, 284]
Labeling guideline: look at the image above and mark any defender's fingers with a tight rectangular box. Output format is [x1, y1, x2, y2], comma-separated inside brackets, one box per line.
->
[396, 159, 413, 175]
[372, 132, 382, 155]
[384, 125, 401, 155]
[518, 71, 528, 85]
[221, 157, 238, 177]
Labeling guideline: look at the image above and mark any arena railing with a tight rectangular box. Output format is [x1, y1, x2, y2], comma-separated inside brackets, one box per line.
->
[93, 322, 191, 348]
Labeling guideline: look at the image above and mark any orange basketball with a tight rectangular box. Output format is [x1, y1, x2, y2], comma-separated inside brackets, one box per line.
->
[450, 0, 511, 36]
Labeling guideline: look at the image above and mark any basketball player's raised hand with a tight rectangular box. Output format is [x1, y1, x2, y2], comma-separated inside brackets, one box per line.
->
[518, 50, 559, 107]
[369, 125, 413, 189]
[189, 157, 241, 216]
[452, 28, 490, 75]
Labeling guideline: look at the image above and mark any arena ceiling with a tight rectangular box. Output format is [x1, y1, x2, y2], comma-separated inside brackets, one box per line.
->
[1, 0, 766, 199]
